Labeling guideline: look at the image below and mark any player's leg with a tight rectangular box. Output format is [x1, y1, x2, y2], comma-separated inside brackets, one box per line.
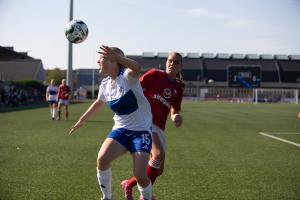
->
[48, 102, 53, 118]
[132, 130, 153, 200]
[97, 138, 127, 200]
[53, 102, 57, 119]
[57, 101, 62, 120]
[65, 104, 69, 120]
[132, 152, 152, 200]
[147, 130, 166, 183]
[125, 126, 165, 188]
[51, 102, 56, 120]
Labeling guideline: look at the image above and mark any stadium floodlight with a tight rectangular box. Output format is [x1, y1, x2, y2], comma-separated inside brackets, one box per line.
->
[67, 0, 73, 90]
[187, 52, 200, 58]
[216, 53, 230, 59]
[246, 54, 259, 60]
[142, 52, 155, 58]
[201, 53, 215, 59]
[231, 53, 244, 59]
[274, 54, 289, 60]
[260, 54, 274, 60]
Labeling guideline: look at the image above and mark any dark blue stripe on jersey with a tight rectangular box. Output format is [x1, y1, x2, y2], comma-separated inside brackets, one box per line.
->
[118, 68, 125, 76]
[49, 90, 57, 95]
[107, 89, 138, 115]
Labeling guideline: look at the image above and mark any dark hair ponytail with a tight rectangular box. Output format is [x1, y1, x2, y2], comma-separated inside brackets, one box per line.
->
[172, 52, 184, 87]
[176, 72, 185, 87]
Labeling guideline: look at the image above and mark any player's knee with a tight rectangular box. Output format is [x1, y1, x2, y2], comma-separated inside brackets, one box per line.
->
[134, 171, 149, 186]
[96, 154, 110, 170]
[152, 150, 165, 162]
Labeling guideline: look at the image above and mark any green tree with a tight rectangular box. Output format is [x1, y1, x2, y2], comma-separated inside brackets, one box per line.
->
[45, 68, 66, 85]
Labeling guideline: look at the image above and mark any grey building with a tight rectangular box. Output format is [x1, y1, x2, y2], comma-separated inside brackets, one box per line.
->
[0, 46, 45, 82]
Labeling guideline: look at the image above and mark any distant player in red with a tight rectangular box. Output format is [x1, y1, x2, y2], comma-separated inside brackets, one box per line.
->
[57, 79, 71, 120]
[121, 52, 184, 200]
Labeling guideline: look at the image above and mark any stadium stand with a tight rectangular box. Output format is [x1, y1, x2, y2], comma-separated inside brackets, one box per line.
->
[277, 60, 300, 83]
[182, 58, 203, 81]
[74, 52, 300, 100]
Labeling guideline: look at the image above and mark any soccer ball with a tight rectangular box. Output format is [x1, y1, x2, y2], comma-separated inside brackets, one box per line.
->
[208, 79, 214, 84]
[64, 20, 88, 44]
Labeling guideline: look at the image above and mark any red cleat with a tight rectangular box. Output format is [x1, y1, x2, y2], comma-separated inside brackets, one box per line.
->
[121, 180, 134, 200]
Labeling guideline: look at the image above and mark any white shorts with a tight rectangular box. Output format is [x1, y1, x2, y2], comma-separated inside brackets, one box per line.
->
[58, 99, 69, 106]
[152, 123, 167, 151]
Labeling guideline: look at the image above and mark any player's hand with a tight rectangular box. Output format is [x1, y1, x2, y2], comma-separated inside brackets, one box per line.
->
[172, 114, 183, 127]
[69, 120, 84, 135]
[98, 45, 119, 62]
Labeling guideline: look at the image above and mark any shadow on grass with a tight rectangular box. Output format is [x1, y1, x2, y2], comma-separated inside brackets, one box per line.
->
[0, 101, 88, 114]
[0, 103, 48, 113]
[56, 119, 112, 123]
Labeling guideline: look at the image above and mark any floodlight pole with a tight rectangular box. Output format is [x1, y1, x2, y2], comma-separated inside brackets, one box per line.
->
[92, 69, 95, 99]
[67, 0, 73, 92]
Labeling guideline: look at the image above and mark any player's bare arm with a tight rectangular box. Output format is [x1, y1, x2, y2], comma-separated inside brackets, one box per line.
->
[69, 100, 104, 135]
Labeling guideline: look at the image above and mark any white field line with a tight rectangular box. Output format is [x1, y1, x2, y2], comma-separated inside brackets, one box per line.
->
[259, 132, 300, 148]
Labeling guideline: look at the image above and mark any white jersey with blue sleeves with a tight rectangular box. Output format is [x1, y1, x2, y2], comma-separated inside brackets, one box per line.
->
[97, 69, 152, 132]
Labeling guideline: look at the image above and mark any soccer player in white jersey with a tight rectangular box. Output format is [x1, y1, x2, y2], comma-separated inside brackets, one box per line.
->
[69, 45, 153, 200]
[45, 79, 58, 120]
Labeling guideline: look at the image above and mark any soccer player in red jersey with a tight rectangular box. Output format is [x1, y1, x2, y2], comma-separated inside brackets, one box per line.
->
[121, 52, 184, 200]
[57, 79, 71, 120]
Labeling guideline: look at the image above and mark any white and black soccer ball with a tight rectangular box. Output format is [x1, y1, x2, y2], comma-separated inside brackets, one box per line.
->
[65, 20, 88, 44]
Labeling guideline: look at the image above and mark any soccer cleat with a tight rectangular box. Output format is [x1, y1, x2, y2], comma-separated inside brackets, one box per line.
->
[100, 198, 113, 200]
[121, 180, 133, 200]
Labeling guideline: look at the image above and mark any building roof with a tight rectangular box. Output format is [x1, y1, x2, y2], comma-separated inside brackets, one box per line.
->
[0, 59, 45, 81]
[0, 46, 45, 82]
[0, 46, 33, 60]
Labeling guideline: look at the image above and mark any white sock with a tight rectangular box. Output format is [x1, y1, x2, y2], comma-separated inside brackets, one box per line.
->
[49, 108, 52, 117]
[52, 107, 56, 118]
[97, 168, 112, 199]
[138, 183, 152, 200]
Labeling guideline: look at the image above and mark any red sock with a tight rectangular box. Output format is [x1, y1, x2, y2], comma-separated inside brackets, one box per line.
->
[146, 165, 160, 184]
[127, 164, 160, 188]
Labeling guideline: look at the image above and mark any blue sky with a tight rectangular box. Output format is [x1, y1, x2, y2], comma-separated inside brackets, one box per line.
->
[0, 0, 299, 69]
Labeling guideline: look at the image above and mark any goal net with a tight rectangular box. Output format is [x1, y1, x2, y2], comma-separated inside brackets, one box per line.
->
[254, 88, 299, 104]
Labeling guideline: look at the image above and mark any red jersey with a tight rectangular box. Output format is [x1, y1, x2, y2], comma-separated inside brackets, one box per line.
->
[140, 69, 184, 130]
[58, 85, 70, 100]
